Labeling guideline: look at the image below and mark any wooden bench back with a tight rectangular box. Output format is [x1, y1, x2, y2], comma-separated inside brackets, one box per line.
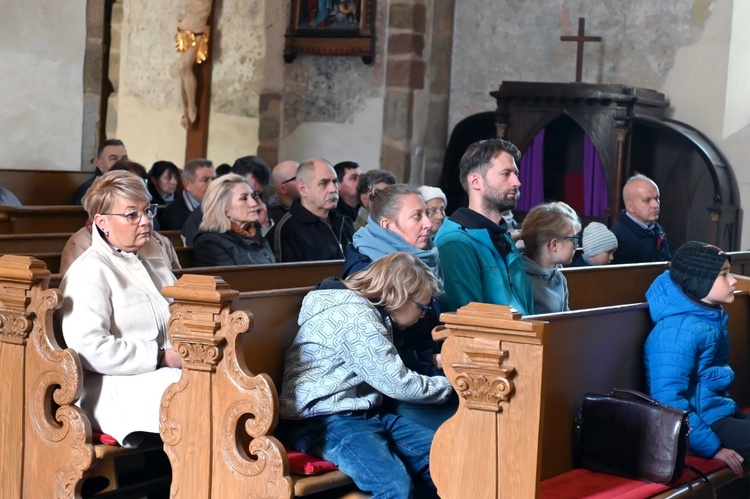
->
[233, 287, 311, 389]
[562, 262, 667, 309]
[1, 169, 93, 205]
[0, 206, 88, 234]
[430, 285, 750, 498]
[174, 260, 343, 293]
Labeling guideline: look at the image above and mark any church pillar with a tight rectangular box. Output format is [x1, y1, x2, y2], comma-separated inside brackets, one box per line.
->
[422, 0, 454, 186]
[257, 0, 288, 167]
[257, 92, 281, 167]
[81, 0, 110, 170]
[381, 0, 428, 181]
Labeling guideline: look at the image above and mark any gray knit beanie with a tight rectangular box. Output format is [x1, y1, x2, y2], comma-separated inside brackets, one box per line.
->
[582, 222, 618, 257]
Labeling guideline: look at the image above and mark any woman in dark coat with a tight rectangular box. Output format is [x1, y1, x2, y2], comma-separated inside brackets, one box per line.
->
[192, 174, 274, 266]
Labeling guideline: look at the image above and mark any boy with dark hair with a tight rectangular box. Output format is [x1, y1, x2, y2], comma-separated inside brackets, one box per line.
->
[645, 241, 744, 476]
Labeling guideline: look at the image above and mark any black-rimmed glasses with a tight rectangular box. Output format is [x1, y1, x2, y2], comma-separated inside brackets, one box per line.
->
[412, 299, 432, 318]
[101, 204, 158, 225]
[564, 235, 581, 246]
[280, 177, 297, 185]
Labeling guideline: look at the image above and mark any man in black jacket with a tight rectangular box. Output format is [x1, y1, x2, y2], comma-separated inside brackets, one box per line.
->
[611, 174, 671, 264]
[72, 139, 127, 205]
[267, 158, 354, 262]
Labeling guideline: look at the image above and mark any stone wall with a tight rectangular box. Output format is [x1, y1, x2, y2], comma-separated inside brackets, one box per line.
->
[450, 0, 750, 247]
[1, 1, 85, 170]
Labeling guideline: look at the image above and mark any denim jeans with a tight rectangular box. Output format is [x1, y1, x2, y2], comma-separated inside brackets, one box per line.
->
[283, 409, 439, 499]
[392, 393, 458, 431]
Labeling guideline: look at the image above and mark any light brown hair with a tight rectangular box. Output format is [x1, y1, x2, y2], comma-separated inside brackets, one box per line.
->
[343, 252, 440, 312]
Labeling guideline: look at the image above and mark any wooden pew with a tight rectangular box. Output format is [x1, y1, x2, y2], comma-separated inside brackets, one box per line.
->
[0, 255, 356, 497]
[563, 253, 750, 310]
[430, 292, 750, 498]
[561, 262, 668, 309]
[0, 255, 169, 498]
[172, 260, 344, 292]
[159, 229, 184, 248]
[729, 250, 750, 277]
[1, 169, 93, 206]
[161, 280, 361, 497]
[0, 232, 73, 254]
[0, 206, 88, 234]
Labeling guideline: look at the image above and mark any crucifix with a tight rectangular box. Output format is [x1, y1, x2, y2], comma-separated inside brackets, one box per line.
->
[176, 0, 216, 163]
[560, 17, 601, 83]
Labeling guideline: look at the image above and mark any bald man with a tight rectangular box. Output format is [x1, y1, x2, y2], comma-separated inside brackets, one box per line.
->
[610, 174, 671, 264]
[267, 160, 300, 224]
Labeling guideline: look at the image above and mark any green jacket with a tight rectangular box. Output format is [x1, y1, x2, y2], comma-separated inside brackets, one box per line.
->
[435, 217, 534, 315]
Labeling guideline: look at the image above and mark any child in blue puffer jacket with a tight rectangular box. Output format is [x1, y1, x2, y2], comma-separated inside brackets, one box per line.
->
[644, 241, 745, 476]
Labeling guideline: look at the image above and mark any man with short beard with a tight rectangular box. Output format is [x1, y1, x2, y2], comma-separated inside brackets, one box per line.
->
[435, 139, 534, 314]
[268, 158, 354, 262]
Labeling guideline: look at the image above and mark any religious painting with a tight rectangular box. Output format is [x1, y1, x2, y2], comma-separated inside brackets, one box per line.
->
[284, 0, 376, 64]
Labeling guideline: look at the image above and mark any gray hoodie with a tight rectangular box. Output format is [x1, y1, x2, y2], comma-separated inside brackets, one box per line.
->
[522, 255, 570, 314]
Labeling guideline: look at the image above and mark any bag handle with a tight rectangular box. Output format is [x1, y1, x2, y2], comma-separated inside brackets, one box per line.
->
[609, 388, 661, 405]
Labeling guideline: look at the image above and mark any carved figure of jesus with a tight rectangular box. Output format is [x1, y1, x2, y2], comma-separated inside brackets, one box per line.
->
[176, 0, 213, 129]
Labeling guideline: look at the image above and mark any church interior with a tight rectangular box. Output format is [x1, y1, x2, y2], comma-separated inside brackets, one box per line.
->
[4, 0, 750, 248]
[5, 1, 750, 498]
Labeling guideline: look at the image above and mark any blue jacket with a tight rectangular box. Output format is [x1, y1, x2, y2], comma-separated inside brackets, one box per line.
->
[435, 217, 533, 315]
[644, 271, 738, 458]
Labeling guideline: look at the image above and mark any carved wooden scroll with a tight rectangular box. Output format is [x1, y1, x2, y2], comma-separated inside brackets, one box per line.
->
[0, 255, 93, 498]
[430, 303, 545, 499]
[161, 274, 293, 498]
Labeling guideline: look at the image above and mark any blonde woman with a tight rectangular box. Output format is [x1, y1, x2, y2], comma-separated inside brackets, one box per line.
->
[280, 252, 453, 499]
[59, 170, 181, 447]
[520, 201, 582, 314]
[192, 173, 274, 266]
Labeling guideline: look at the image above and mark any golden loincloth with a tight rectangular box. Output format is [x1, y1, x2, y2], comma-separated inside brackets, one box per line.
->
[175, 20, 210, 64]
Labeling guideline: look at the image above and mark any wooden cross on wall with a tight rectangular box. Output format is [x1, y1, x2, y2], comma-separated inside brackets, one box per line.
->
[560, 17, 601, 83]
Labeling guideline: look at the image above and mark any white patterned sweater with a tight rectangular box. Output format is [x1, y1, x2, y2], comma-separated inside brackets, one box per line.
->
[279, 289, 453, 419]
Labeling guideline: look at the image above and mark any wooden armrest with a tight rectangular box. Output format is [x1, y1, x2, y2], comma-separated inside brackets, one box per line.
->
[291, 470, 354, 497]
[650, 467, 744, 498]
[93, 440, 162, 460]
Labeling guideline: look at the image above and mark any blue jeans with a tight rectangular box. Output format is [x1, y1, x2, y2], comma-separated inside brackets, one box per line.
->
[283, 409, 438, 499]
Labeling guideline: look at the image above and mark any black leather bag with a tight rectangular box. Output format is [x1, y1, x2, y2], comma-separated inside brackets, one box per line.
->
[576, 389, 689, 484]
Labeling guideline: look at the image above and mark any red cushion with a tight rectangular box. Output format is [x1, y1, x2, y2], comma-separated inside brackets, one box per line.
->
[285, 449, 338, 475]
[539, 468, 669, 499]
[92, 431, 119, 446]
[673, 454, 726, 480]
[540, 454, 728, 498]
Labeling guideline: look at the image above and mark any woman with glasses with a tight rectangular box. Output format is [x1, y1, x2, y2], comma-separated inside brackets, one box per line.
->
[280, 252, 453, 499]
[191, 174, 275, 266]
[520, 201, 582, 314]
[59, 170, 182, 447]
[59, 161, 181, 274]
